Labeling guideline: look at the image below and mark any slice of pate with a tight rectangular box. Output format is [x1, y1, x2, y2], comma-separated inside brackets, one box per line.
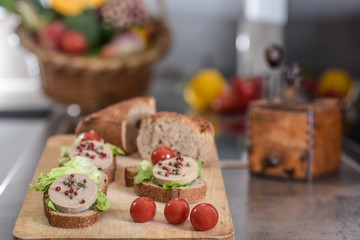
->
[69, 140, 113, 170]
[48, 173, 97, 214]
[153, 156, 198, 186]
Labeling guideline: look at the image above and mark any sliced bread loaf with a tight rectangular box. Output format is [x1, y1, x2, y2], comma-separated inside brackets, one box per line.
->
[133, 178, 206, 203]
[136, 112, 215, 166]
[75, 96, 156, 154]
[43, 172, 108, 228]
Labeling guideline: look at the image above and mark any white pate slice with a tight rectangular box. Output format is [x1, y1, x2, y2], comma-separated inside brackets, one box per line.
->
[48, 173, 97, 214]
[69, 140, 113, 170]
[153, 156, 198, 186]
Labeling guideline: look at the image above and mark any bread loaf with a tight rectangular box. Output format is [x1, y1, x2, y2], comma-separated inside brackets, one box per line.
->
[76, 97, 156, 154]
[136, 112, 215, 166]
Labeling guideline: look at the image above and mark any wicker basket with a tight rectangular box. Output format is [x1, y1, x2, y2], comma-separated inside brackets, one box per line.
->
[16, 20, 171, 112]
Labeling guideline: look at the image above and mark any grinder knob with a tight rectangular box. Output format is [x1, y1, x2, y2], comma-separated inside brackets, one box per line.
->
[265, 44, 284, 68]
[265, 156, 281, 167]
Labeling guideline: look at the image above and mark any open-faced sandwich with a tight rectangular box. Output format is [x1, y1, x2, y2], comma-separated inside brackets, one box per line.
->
[132, 146, 206, 203]
[30, 157, 110, 228]
[125, 111, 215, 187]
[58, 130, 124, 183]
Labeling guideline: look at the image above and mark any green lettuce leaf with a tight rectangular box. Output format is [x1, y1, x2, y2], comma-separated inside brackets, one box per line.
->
[134, 160, 154, 184]
[105, 143, 125, 155]
[30, 156, 101, 192]
[163, 181, 193, 190]
[197, 160, 202, 178]
[44, 193, 58, 212]
[73, 132, 85, 146]
[57, 157, 70, 165]
[151, 177, 160, 186]
[60, 146, 70, 158]
[95, 190, 110, 211]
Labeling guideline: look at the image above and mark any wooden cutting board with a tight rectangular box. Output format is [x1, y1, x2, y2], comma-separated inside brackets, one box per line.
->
[13, 135, 234, 240]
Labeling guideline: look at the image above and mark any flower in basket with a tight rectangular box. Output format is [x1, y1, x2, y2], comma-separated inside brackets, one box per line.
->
[1, 0, 155, 58]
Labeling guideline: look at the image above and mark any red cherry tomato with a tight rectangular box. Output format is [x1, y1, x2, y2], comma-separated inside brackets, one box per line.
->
[130, 197, 156, 223]
[164, 198, 190, 224]
[190, 203, 218, 231]
[81, 131, 101, 142]
[61, 30, 88, 55]
[151, 146, 175, 165]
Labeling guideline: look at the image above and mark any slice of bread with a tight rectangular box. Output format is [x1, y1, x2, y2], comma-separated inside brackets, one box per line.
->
[136, 112, 215, 166]
[102, 158, 116, 183]
[125, 165, 138, 187]
[43, 202, 102, 229]
[75, 96, 156, 154]
[43, 172, 108, 228]
[133, 178, 206, 203]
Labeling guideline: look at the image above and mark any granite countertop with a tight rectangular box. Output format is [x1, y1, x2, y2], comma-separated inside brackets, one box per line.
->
[223, 154, 360, 239]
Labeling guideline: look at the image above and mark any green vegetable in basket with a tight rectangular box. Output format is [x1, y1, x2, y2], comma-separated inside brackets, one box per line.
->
[64, 10, 101, 48]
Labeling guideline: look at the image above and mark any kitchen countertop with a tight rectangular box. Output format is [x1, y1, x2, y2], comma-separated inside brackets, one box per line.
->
[223, 154, 360, 239]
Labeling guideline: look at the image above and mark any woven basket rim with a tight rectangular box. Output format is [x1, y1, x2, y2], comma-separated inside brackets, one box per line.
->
[17, 20, 171, 73]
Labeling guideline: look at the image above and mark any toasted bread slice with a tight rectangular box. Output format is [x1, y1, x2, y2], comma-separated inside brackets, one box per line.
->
[75, 97, 156, 154]
[133, 178, 206, 203]
[102, 158, 116, 183]
[43, 202, 102, 229]
[125, 166, 138, 187]
[43, 172, 108, 228]
[136, 112, 215, 166]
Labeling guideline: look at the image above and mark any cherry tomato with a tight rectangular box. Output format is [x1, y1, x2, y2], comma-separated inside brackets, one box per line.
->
[151, 146, 175, 165]
[130, 197, 156, 223]
[164, 198, 190, 224]
[81, 131, 101, 142]
[61, 30, 88, 55]
[190, 203, 218, 231]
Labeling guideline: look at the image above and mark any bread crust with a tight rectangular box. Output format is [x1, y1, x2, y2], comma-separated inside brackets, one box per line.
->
[125, 165, 138, 187]
[133, 179, 206, 203]
[102, 158, 116, 183]
[137, 112, 215, 166]
[43, 172, 109, 228]
[43, 201, 102, 229]
[75, 96, 156, 153]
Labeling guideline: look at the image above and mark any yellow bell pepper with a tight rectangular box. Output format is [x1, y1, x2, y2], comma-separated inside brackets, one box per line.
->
[184, 69, 227, 110]
[318, 69, 353, 98]
[47, 0, 105, 16]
